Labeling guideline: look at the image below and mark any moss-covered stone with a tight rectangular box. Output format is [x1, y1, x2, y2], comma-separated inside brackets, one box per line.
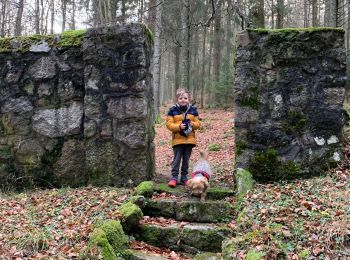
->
[56, 29, 86, 47]
[222, 238, 237, 260]
[249, 148, 301, 182]
[87, 228, 117, 260]
[181, 225, 233, 252]
[236, 140, 247, 156]
[246, 250, 264, 260]
[282, 111, 307, 134]
[134, 181, 154, 197]
[247, 27, 345, 34]
[143, 199, 176, 219]
[139, 224, 180, 249]
[94, 220, 129, 255]
[142, 24, 154, 45]
[119, 202, 143, 231]
[128, 195, 146, 208]
[236, 168, 253, 203]
[0, 29, 85, 53]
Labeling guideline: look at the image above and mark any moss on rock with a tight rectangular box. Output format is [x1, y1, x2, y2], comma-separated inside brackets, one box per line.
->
[249, 148, 301, 182]
[134, 181, 154, 197]
[94, 220, 129, 255]
[87, 228, 117, 260]
[119, 202, 143, 231]
[236, 168, 253, 203]
[0, 29, 86, 53]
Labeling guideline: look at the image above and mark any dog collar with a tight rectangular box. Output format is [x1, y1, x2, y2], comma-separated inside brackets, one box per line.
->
[191, 171, 210, 180]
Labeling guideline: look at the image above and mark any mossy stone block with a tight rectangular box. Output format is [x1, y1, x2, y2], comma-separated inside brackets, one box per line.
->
[88, 228, 117, 260]
[181, 225, 233, 252]
[139, 224, 180, 249]
[119, 202, 143, 231]
[207, 187, 235, 200]
[95, 220, 129, 254]
[176, 200, 234, 222]
[134, 181, 154, 197]
[129, 195, 146, 208]
[236, 168, 253, 201]
[143, 199, 176, 218]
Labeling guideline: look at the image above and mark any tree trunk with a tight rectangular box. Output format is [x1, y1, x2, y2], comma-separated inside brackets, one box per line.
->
[271, 0, 275, 29]
[304, 0, 308, 27]
[276, 0, 284, 28]
[71, 0, 76, 30]
[50, 0, 54, 34]
[249, 0, 265, 28]
[0, 0, 7, 37]
[35, 0, 40, 34]
[153, 0, 163, 118]
[15, 0, 24, 36]
[311, 0, 318, 27]
[200, 26, 207, 109]
[121, 0, 126, 24]
[62, 0, 67, 32]
[213, 0, 222, 106]
[181, 0, 190, 90]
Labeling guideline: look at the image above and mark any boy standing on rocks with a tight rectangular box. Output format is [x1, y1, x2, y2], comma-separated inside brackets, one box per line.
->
[166, 88, 202, 187]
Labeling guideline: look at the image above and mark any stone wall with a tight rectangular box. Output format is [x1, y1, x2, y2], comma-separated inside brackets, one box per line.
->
[0, 24, 154, 189]
[234, 28, 346, 182]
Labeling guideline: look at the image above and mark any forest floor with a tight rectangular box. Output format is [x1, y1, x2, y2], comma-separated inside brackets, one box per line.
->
[0, 108, 350, 258]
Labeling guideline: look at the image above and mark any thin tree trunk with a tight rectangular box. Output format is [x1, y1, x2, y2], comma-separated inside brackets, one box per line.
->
[35, 0, 40, 34]
[304, 0, 308, 27]
[181, 0, 190, 89]
[200, 26, 207, 109]
[71, 0, 76, 29]
[276, 0, 284, 28]
[50, 0, 54, 34]
[271, 0, 275, 28]
[15, 0, 24, 36]
[312, 0, 318, 26]
[62, 0, 67, 32]
[121, 0, 126, 24]
[153, 0, 163, 118]
[213, 0, 222, 106]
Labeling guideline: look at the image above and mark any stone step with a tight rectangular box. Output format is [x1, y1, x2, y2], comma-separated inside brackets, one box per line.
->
[129, 249, 166, 260]
[154, 183, 235, 200]
[143, 199, 234, 223]
[137, 221, 233, 253]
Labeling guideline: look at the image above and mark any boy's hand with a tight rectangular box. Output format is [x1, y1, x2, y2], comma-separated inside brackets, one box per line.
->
[180, 123, 186, 129]
[189, 121, 194, 127]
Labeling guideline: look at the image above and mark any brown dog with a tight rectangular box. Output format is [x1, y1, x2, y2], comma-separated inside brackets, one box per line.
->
[187, 150, 212, 202]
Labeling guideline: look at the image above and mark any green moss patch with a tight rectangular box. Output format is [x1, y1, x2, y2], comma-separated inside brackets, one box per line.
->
[142, 24, 154, 45]
[236, 168, 253, 204]
[249, 148, 301, 182]
[134, 181, 154, 197]
[94, 220, 129, 254]
[282, 111, 307, 134]
[86, 228, 117, 260]
[119, 202, 143, 231]
[0, 29, 86, 53]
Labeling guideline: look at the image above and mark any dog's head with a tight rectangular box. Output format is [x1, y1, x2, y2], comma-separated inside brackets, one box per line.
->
[187, 177, 209, 198]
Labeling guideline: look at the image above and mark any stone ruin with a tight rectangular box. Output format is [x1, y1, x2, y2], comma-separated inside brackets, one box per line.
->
[0, 24, 154, 189]
[234, 28, 347, 182]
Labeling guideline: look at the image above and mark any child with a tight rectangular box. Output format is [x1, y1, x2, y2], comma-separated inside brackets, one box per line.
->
[166, 88, 202, 187]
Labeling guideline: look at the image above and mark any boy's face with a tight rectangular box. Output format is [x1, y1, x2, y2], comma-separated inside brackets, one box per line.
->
[177, 93, 190, 106]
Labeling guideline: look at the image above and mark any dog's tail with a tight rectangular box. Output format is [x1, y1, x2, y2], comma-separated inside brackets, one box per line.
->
[199, 150, 208, 160]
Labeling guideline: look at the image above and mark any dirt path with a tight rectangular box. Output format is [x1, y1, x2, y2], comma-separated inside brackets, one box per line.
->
[154, 107, 235, 188]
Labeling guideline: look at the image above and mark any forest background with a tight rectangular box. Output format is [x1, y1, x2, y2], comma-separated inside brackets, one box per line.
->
[1, 0, 349, 114]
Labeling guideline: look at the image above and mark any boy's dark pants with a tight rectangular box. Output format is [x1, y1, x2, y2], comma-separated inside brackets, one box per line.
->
[171, 144, 193, 182]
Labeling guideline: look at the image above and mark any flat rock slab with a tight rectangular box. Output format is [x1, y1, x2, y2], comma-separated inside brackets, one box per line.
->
[129, 249, 165, 260]
[154, 184, 235, 200]
[138, 222, 233, 253]
[143, 199, 234, 222]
